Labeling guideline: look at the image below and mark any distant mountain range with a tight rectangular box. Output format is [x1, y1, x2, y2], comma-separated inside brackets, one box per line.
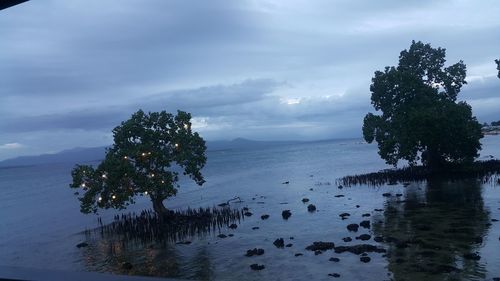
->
[0, 138, 301, 168]
[0, 146, 107, 168]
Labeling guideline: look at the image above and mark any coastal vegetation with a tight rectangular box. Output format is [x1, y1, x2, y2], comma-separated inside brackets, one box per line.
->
[363, 41, 483, 171]
[70, 110, 207, 216]
[496, 59, 500, 78]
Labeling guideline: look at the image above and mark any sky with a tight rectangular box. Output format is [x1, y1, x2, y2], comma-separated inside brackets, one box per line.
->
[0, 0, 499, 160]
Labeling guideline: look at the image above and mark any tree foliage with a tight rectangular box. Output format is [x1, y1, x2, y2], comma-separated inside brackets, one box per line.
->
[496, 59, 500, 79]
[363, 41, 483, 169]
[70, 110, 206, 215]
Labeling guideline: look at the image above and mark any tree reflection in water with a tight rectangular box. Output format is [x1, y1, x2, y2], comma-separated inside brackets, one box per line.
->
[372, 179, 490, 281]
[81, 237, 213, 280]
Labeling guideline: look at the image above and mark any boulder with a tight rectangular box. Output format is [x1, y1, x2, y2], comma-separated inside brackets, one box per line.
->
[245, 248, 265, 257]
[347, 224, 359, 232]
[334, 244, 386, 255]
[250, 264, 265, 270]
[76, 242, 88, 248]
[282, 210, 292, 220]
[360, 256, 371, 263]
[342, 237, 352, 242]
[356, 234, 371, 241]
[273, 238, 285, 248]
[305, 241, 335, 252]
[360, 220, 371, 229]
[307, 204, 317, 212]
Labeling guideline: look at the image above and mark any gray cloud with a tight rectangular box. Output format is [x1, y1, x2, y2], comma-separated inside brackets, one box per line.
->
[0, 0, 499, 160]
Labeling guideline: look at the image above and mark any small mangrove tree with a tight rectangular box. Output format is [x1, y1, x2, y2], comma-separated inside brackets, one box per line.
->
[70, 110, 207, 216]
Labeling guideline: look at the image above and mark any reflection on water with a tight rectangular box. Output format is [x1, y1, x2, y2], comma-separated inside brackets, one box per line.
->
[373, 179, 490, 281]
[78, 179, 500, 281]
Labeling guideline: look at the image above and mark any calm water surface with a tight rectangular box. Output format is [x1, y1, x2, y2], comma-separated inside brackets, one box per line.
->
[1, 137, 500, 281]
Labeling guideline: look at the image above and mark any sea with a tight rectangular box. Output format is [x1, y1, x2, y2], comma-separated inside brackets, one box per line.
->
[1, 136, 500, 281]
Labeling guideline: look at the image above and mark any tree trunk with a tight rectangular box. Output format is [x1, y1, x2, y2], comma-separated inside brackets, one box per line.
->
[424, 147, 444, 172]
[151, 196, 168, 217]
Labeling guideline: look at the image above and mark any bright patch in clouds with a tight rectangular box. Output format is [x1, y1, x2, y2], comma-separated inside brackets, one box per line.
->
[281, 98, 302, 105]
[0, 143, 23, 150]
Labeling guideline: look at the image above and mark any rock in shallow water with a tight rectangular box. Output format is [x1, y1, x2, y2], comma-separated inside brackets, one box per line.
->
[360, 220, 370, 229]
[261, 214, 270, 220]
[342, 237, 352, 242]
[334, 244, 386, 255]
[282, 210, 292, 220]
[273, 238, 285, 248]
[305, 241, 335, 252]
[347, 224, 359, 232]
[356, 234, 371, 241]
[307, 204, 317, 212]
[329, 257, 340, 262]
[76, 242, 88, 248]
[328, 273, 341, 278]
[360, 256, 371, 263]
[250, 264, 265, 270]
[245, 248, 265, 257]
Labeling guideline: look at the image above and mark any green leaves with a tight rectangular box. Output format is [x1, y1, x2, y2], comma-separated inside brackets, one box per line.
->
[363, 41, 483, 169]
[69, 110, 207, 214]
[496, 59, 500, 79]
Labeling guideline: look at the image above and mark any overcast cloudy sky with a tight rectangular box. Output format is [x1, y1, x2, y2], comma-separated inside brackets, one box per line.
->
[0, 0, 499, 160]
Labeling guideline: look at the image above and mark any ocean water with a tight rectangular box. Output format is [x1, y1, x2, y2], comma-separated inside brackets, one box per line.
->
[1, 137, 500, 281]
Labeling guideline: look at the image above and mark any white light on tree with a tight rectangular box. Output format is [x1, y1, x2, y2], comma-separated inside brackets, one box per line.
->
[98, 197, 102, 201]
[112, 195, 116, 199]
[144, 191, 148, 195]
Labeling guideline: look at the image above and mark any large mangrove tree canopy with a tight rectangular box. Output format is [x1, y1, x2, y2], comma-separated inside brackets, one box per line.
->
[70, 110, 207, 215]
[363, 41, 483, 169]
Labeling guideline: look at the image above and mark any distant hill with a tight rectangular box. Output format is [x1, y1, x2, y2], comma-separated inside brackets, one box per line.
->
[0, 138, 301, 168]
[0, 146, 107, 168]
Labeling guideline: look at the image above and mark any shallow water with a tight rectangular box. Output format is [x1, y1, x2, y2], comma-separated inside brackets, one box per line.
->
[1, 136, 500, 280]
